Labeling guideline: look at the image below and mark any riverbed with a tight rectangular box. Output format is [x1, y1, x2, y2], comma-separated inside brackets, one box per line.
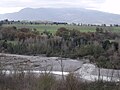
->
[0, 53, 120, 82]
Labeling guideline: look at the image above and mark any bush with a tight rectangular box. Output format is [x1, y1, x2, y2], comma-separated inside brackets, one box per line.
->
[37, 73, 56, 90]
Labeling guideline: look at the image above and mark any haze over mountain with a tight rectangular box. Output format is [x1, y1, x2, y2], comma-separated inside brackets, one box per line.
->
[0, 8, 120, 24]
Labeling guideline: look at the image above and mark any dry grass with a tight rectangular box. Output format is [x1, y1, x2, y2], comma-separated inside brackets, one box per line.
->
[0, 71, 120, 90]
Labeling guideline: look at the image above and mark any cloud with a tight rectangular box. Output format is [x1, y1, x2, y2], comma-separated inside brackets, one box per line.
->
[0, 0, 112, 14]
[0, 7, 23, 14]
[0, 0, 120, 14]
[87, 0, 120, 14]
[98, 0, 120, 14]
[0, 0, 105, 8]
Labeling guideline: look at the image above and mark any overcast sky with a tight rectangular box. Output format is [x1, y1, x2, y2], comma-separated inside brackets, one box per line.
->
[0, 0, 120, 14]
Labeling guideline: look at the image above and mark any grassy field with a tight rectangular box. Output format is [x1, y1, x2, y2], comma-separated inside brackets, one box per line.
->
[3, 24, 96, 34]
[3, 24, 120, 34]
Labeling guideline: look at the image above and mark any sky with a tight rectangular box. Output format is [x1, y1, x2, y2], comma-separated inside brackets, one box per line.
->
[0, 0, 120, 14]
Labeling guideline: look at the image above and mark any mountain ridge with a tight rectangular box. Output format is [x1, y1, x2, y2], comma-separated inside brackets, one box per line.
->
[0, 8, 120, 24]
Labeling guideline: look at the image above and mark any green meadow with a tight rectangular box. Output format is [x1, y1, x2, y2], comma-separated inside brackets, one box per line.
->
[2, 24, 96, 33]
[3, 24, 120, 34]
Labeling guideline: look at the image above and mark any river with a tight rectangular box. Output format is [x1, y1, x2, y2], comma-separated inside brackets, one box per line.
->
[0, 53, 120, 82]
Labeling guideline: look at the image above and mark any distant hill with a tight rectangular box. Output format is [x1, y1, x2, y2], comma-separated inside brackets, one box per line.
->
[1, 8, 120, 24]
